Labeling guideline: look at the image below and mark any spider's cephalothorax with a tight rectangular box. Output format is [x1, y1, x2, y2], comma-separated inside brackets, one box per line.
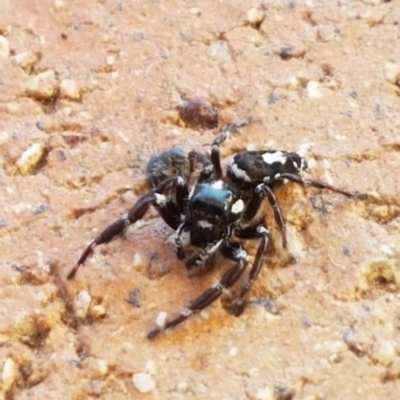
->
[69, 117, 363, 339]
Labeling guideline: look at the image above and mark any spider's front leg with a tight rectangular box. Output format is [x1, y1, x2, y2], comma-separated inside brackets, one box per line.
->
[210, 117, 252, 178]
[276, 173, 367, 199]
[147, 240, 248, 339]
[223, 224, 269, 317]
[68, 177, 186, 280]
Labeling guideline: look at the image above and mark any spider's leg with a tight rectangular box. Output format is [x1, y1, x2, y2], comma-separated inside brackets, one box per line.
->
[68, 177, 181, 280]
[226, 224, 269, 316]
[278, 173, 366, 199]
[174, 176, 189, 213]
[243, 183, 287, 248]
[184, 238, 224, 272]
[147, 242, 248, 339]
[211, 117, 252, 179]
[174, 220, 191, 259]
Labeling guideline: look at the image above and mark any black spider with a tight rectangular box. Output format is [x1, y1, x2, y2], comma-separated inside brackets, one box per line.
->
[68, 118, 363, 339]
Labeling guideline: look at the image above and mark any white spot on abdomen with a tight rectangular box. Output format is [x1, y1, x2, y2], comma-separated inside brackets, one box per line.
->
[262, 151, 287, 165]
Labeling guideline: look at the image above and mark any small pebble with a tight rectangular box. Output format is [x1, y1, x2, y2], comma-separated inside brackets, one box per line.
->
[361, 0, 385, 4]
[383, 62, 400, 86]
[145, 360, 156, 375]
[132, 372, 155, 393]
[16, 143, 46, 175]
[53, 0, 64, 9]
[25, 70, 58, 100]
[254, 386, 273, 400]
[247, 6, 265, 28]
[177, 97, 219, 129]
[13, 51, 41, 72]
[155, 311, 167, 327]
[60, 79, 81, 100]
[74, 290, 92, 319]
[229, 347, 238, 357]
[189, 7, 201, 16]
[208, 41, 230, 60]
[0, 35, 10, 58]
[89, 304, 107, 319]
[176, 380, 189, 393]
[1, 358, 18, 391]
[306, 81, 323, 98]
[95, 359, 109, 376]
[377, 340, 396, 367]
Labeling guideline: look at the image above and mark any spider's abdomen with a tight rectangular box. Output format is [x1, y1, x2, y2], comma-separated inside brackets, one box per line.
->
[227, 150, 307, 189]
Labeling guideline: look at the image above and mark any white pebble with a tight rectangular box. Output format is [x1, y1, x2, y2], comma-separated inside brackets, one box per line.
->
[13, 51, 40, 71]
[95, 359, 109, 376]
[132, 372, 155, 393]
[383, 62, 400, 85]
[53, 0, 64, 9]
[0, 35, 10, 58]
[247, 6, 265, 27]
[306, 80, 323, 98]
[155, 311, 167, 327]
[189, 7, 201, 16]
[25, 70, 58, 100]
[1, 358, 17, 391]
[106, 55, 115, 66]
[254, 386, 273, 400]
[74, 290, 92, 319]
[208, 41, 229, 60]
[361, 0, 385, 4]
[144, 360, 156, 375]
[229, 347, 238, 357]
[16, 143, 45, 175]
[60, 79, 81, 100]
[377, 340, 396, 367]
[176, 380, 189, 393]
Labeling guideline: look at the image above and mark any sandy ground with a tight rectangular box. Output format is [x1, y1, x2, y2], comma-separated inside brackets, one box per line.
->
[0, 0, 400, 399]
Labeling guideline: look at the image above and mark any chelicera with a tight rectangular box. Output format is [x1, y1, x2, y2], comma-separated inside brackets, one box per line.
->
[69, 118, 363, 339]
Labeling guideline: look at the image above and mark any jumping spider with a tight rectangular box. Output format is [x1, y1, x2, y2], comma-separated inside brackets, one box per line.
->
[69, 118, 363, 339]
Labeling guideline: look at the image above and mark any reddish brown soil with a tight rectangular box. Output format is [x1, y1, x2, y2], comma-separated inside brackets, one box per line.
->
[0, 1, 399, 399]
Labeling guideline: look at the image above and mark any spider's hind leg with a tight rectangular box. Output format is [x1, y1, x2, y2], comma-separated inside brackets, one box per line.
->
[147, 240, 248, 339]
[223, 224, 269, 317]
[68, 177, 184, 280]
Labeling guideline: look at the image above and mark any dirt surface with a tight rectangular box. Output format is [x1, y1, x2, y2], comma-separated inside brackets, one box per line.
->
[1, 0, 400, 399]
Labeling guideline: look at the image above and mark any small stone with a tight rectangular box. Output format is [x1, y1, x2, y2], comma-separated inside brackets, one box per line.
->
[89, 304, 107, 319]
[60, 79, 81, 100]
[132, 372, 155, 393]
[377, 340, 396, 367]
[208, 41, 230, 60]
[95, 359, 108, 376]
[74, 290, 92, 319]
[229, 347, 238, 357]
[189, 7, 201, 16]
[16, 143, 46, 175]
[306, 81, 323, 98]
[144, 360, 156, 375]
[106, 55, 115, 66]
[176, 380, 189, 393]
[361, 0, 385, 4]
[0, 35, 10, 58]
[155, 311, 167, 327]
[13, 51, 41, 72]
[383, 62, 400, 86]
[1, 358, 18, 391]
[25, 70, 58, 100]
[132, 253, 147, 271]
[247, 6, 265, 28]
[53, 0, 64, 9]
[254, 386, 273, 400]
